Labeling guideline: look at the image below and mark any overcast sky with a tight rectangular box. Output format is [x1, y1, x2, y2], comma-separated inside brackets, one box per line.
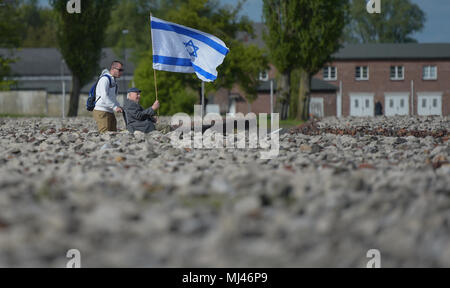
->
[37, 0, 450, 43]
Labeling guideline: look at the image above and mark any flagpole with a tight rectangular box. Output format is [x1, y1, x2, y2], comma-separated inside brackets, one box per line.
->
[153, 69, 158, 102]
[150, 12, 160, 119]
[201, 81, 205, 118]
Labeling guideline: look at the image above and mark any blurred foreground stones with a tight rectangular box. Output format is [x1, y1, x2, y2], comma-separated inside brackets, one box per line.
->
[0, 115, 449, 267]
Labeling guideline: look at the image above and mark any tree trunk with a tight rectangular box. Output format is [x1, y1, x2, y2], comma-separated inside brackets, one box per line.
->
[68, 75, 81, 117]
[296, 70, 311, 121]
[295, 70, 310, 121]
[301, 75, 312, 120]
[279, 72, 291, 120]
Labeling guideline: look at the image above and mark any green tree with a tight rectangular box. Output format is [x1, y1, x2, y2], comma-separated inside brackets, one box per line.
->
[135, 0, 267, 114]
[0, 57, 16, 91]
[51, 0, 117, 116]
[15, 0, 40, 42]
[5, 0, 59, 48]
[0, 1, 24, 90]
[263, 0, 349, 120]
[346, 0, 425, 43]
[105, 0, 161, 63]
[262, 0, 298, 120]
[225, 43, 268, 104]
[20, 7, 58, 47]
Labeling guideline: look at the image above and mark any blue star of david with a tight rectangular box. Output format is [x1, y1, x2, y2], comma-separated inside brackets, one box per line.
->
[183, 40, 199, 58]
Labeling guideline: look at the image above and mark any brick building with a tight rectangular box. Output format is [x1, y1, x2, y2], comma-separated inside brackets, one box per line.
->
[312, 43, 450, 117]
[210, 64, 338, 116]
[211, 43, 450, 117]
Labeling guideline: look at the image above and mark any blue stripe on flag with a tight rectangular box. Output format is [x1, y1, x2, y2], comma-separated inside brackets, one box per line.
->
[192, 64, 217, 81]
[153, 55, 192, 66]
[153, 55, 217, 81]
[151, 21, 229, 56]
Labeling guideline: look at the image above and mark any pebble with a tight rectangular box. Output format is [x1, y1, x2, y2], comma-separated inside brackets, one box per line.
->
[0, 115, 449, 267]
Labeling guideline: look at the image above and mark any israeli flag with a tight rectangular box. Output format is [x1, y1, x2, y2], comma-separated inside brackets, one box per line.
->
[151, 16, 229, 82]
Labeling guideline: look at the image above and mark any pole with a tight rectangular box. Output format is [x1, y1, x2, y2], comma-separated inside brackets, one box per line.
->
[122, 29, 129, 105]
[61, 59, 65, 119]
[150, 12, 159, 119]
[201, 81, 205, 118]
[62, 80, 65, 119]
[336, 81, 342, 118]
[270, 79, 273, 127]
[153, 68, 158, 102]
[411, 80, 414, 116]
[153, 67, 159, 119]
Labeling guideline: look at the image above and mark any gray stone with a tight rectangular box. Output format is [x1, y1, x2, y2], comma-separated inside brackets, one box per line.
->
[0, 116, 449, 267]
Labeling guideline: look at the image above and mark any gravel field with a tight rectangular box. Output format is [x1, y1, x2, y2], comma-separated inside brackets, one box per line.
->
[0, 115, 449, 267]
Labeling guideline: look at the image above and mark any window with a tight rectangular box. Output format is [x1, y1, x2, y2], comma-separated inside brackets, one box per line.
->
[400, 99, 405, 108]
[390, 66, 404, 80]
[365, 99, 370, 108]
[323, 66, 337, 81]
[423, 66, 437, 80]
[355, 99, 359, 108]
[389, 99, 394, 108]
[356, 66, 369, 80]
[422, 98, 427, 108]
[433, 99, 438, 108]
[259, 71, 269, 81]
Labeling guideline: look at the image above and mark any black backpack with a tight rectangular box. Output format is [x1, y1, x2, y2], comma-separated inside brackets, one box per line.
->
[86, 74, 117, 111]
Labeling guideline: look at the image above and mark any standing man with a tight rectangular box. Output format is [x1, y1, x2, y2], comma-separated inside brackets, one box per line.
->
[93, 60, 124, 133]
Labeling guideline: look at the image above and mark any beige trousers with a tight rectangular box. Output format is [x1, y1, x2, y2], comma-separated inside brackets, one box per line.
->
[93, 110, 117, 133]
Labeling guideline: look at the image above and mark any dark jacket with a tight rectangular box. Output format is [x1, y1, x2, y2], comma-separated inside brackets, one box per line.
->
[123, 98, 156, 133]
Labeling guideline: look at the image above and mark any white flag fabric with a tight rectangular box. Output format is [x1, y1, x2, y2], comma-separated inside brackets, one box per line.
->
[150, 16, 229, 82]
